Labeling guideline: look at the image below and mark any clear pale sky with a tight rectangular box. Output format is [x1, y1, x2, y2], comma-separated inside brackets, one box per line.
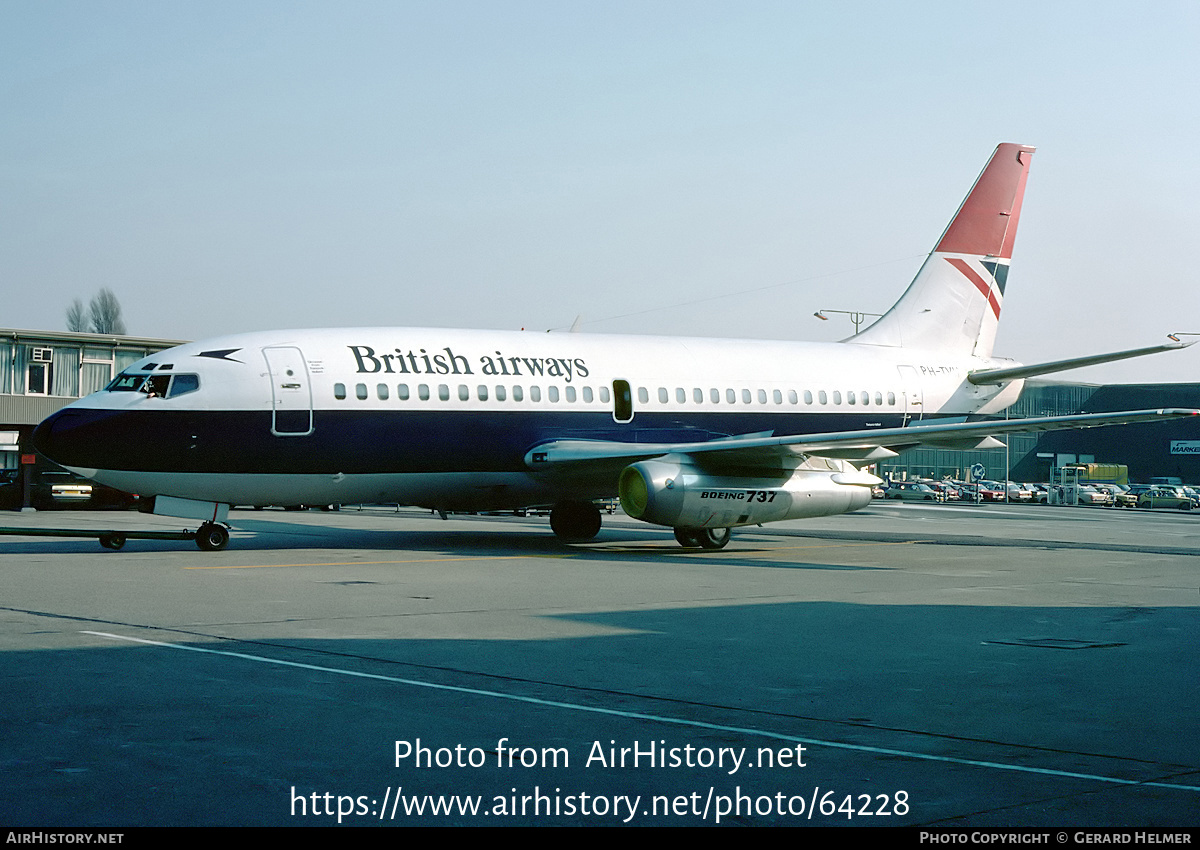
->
[4, 0, 1199, 384]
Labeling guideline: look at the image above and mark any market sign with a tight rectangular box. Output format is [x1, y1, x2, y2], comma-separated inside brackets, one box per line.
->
[1169, 441, 1200, 455]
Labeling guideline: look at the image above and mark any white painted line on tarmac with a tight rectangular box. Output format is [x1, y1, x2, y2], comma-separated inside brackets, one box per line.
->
[82, 630, 1200, 794]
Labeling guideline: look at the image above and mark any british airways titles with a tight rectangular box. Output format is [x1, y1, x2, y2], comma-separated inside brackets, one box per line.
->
[349, 345, 590, 383]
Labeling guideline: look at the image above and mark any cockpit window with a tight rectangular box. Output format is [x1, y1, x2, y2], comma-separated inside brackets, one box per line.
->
[106, 371, 152, 392]
[104, 370, 200, 398]
[167, 374, 200, 397]
[143, 375, 171, 397]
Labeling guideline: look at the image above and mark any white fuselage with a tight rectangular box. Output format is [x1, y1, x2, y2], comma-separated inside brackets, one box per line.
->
[34, 326, 1023, 510]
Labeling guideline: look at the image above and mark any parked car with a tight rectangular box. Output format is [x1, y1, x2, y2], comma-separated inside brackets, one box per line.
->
[0, 469, 20, 510]
[31, 471, 92, 510]
[28, 469, 137, 511]
[1003, 482, 1032, 502]
[1091, 483, 1136, 507]
[1137, 486, 1194, 510]
[970, 481, 1008, 502]
[925, 481, 961, 501]
[1076, 484, 1111, 506]
[886, 482, 944, 502]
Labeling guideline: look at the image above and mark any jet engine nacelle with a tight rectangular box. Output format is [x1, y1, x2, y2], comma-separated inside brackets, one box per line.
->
[618, 457, 879, 529]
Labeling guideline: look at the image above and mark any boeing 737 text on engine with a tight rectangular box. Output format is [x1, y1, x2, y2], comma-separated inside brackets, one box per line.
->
[33, 144, 1196, 550]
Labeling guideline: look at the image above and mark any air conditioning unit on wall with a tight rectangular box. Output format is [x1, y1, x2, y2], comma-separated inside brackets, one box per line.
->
[30, 348, 53, 362]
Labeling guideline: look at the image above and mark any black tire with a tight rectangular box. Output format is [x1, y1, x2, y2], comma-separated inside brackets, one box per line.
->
[697, 528, 732, 549]
[549, 501, 602, 542]
[196, 522, 230, 551]
[99, 533, 126, 550]
[674, 528, 702, 548]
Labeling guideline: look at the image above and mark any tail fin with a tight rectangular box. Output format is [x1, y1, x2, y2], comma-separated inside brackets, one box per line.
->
[849, 143, 1035, 358]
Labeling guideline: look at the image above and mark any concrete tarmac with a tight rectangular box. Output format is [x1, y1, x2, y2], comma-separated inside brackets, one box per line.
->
[1, 501, 1197, 826]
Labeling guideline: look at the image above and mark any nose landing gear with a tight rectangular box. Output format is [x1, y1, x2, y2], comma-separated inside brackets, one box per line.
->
[195, 522, 230, 551]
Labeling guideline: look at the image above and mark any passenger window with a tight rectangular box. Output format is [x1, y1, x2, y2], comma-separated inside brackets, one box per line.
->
[788, 390, 797, 404]
[875, 392, 883, 405]
[565, 386, 576, 402]
[804, 390, 813, 404]
[638, 387, 648, 404]
[757, 389, 767, 404]
[548, 386, 559, 402]
[727, 389, 736, 404]
[819, 390, 828, 404]
[513, 385, 524, 402]
[418, 384, 430, 401]
[833, 391, 841, 404]
[676, 388, 686, 404]
[847, 392, 856, 405]
[438, 384, 449, 401]
[887, 392, 896, 405]
[477, 385, 488, 401]
[356, 383, 368, 400]
[711, 388, 720, 404]
[659, 387, 669, 403]
[583, 386, 593, 403]
[334, 383, 346, 400]
[377, 384, 389, 400]
[773, 389, 782, 404]
[397, 384, 409, 400]
[693, 388, 703, 403]
[495, 385, 506, 401]
[458, 385, 469, 401]
[530, 386, 541, 402]
[599, 386, 610, 403]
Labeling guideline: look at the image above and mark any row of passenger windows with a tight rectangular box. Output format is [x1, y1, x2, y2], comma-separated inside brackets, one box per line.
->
[333, 382, 898, 407]
[335, 382, 611, 404]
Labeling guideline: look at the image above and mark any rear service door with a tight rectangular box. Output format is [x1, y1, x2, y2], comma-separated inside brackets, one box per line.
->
[263, 346, 314, 436]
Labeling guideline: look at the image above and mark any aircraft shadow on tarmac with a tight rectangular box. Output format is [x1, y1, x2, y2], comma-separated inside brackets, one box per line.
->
[1, 512, 889, 571]
[2, 597, 1197, 826]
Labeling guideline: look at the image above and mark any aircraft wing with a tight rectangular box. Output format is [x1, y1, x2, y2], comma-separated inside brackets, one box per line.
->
[525, 408, 1200, 471]
[967, 342, 1194, 385]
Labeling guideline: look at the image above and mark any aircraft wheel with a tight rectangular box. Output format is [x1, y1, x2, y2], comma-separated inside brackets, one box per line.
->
[550, 501, 601, 542]
[674, 528, 702, 548]
[99, 533, 126, 550]
[697, 527, 732, 549]
[196, 522, 230, 551]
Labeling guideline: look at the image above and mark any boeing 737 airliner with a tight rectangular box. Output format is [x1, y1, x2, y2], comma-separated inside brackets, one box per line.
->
[33, 144, 1196, 550]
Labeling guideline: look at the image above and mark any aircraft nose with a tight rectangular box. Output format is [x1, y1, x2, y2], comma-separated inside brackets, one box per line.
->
[33, 407, 105, 469]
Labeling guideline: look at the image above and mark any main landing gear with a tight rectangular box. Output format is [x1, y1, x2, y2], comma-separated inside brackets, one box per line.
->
[549, 501, 602, 542]
[546, 501, 733, 550]
[673, 527, 732, 549]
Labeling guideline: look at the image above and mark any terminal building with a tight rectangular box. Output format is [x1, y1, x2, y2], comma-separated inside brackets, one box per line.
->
[1, 329, 181, 502]
[1, 327, 1197, 504]
[875, 380, 1200, 485]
